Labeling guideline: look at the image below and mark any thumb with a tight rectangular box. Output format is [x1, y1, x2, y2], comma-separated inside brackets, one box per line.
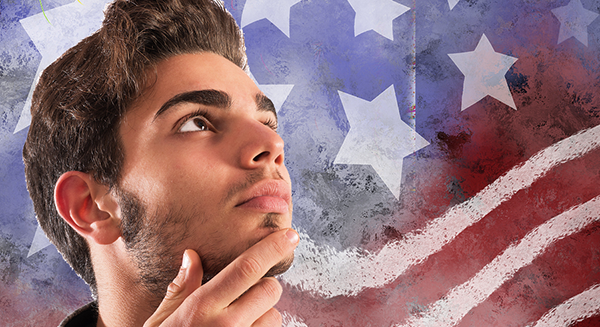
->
[143, 249, 203, 327]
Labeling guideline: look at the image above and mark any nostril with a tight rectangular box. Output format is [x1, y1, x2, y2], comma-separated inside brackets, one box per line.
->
[253, 151, 270, 162]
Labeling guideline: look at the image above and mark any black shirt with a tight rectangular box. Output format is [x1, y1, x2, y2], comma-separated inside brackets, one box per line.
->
[59, 302, 98, 327]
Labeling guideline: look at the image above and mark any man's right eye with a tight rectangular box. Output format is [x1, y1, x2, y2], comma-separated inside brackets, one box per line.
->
[179, 116, 209, 132]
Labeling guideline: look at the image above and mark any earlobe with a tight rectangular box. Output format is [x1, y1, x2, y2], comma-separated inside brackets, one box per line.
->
[54, 171, 122, 245]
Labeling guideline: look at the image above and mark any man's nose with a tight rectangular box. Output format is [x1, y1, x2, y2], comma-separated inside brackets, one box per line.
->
[238, 120, 285, 169]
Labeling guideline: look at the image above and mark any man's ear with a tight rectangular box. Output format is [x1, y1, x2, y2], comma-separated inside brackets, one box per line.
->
[54, 171, 121, 245]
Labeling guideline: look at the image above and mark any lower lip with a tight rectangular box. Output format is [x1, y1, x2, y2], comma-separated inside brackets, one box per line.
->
[237, 196, 290, 214]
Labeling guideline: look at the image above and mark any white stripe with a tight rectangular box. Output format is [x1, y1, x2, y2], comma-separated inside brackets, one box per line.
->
[529, 284, 600, 327]
[398, 196, 600, 327]
[282, 124, 600, 298]
[282, 312, 309, 327]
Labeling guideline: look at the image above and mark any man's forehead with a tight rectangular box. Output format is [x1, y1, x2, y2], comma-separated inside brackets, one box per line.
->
[124, 53, 276, 122]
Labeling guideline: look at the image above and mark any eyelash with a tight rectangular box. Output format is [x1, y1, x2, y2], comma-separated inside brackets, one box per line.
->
[176, 109, 211, 132]
[264, 117, 278, 131]
[175, 109, 278, 132]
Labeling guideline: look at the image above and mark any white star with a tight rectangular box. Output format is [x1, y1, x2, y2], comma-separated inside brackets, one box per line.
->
[346, 0, 410, 40]
[14, 0, 112, 134]
[448, 0, 460, 10]
[334, 85, 429, 200]
[241, 0, 301, 38]
[551, 0, 599, 47]
[248, 72, 294, 113]
[448, 34, 519, 111]
[28, 224, 52, 257]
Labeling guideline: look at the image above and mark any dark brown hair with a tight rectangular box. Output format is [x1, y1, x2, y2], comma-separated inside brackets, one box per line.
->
[22, 0, 246, 296]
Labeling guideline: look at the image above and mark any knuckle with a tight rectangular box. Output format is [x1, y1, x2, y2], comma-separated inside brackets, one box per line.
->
[165, 280, 183, 298]
[259, 278, 282, 300]
[236, 256, 263, 279]
[188, 292, 217, 317]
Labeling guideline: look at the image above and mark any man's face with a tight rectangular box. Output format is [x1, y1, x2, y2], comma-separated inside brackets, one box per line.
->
[117, 52, 293, 296]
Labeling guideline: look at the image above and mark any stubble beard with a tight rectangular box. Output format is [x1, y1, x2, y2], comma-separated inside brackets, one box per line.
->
[115, 188, 294, 307]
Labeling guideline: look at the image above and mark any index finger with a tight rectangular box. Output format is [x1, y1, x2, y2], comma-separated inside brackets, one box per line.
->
[201, 228, 299, 307]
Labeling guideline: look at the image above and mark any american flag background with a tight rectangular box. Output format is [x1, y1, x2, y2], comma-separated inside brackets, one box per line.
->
[1, 0, 600, 326]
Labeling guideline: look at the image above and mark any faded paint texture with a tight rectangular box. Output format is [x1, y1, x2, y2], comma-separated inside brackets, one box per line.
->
[1, 0, 600, 326]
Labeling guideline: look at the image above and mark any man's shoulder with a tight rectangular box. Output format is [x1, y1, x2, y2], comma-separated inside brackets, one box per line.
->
[59, 301, 98, 327]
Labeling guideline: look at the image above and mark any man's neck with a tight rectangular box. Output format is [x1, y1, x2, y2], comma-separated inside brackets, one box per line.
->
[92, 241, 157, 327]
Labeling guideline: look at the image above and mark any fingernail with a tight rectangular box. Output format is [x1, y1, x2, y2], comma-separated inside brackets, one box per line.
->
[182, 251, 191, 269]
[286, 229, 299, 244]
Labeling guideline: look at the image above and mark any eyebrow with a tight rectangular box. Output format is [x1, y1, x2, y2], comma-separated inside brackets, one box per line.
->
[255, 93, 277, 121]
[153, 89, 231, 121]
[153, 89, 277, 122]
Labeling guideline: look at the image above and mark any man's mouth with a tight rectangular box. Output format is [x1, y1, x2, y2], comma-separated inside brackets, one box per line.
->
[235, 179, 291, 214]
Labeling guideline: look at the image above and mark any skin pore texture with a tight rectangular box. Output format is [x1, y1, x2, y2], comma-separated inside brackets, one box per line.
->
[85, 52, 294, 326]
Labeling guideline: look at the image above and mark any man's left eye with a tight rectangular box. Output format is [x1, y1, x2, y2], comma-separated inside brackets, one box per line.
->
[179, 117, 209, 132]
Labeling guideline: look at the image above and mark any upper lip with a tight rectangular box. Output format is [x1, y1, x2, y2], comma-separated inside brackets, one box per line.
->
[235, 179, 292, 207]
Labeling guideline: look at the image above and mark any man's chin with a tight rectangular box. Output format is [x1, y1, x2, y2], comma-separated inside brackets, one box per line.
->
[201, 253, 295, 284]
[264, 253, 295, 278]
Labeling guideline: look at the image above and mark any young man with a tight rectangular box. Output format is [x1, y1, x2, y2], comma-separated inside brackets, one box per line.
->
[22, 0, 298, 326]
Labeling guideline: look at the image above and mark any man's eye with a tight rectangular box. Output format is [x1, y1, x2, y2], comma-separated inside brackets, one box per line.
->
[179, 116, 209, 132]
